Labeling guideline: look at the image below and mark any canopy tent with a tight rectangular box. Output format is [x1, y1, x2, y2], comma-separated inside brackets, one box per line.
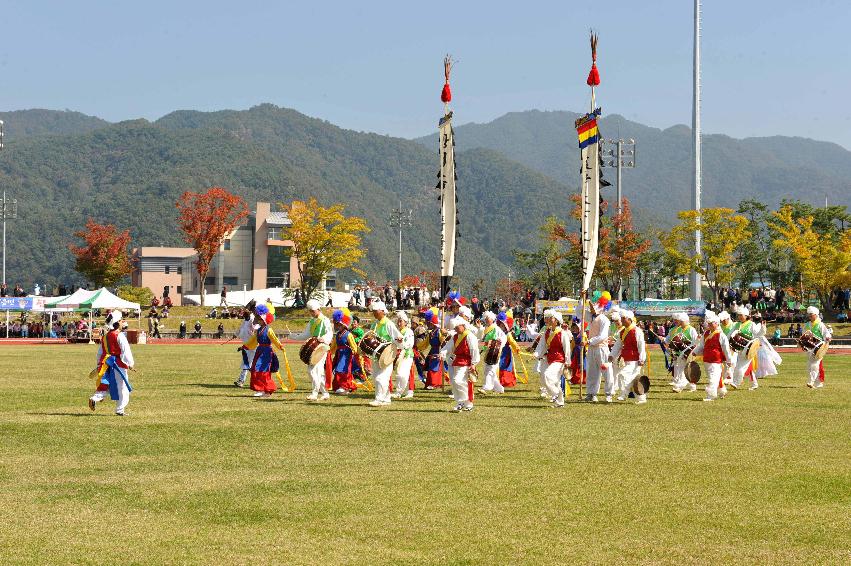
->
[44, 288, 97, 310]
[77, 288, 141, 312]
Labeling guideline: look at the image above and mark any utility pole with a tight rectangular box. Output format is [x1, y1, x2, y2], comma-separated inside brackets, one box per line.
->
[389, 200, 412, 286]
[690, 0, 703, 301]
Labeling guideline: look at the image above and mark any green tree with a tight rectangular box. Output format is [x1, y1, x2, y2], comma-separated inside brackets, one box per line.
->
[661, 208, 751, 303]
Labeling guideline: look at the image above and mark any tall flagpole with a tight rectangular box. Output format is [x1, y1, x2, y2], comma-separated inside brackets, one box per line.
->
[690, 0, 703, 300]
[576, 31, 602, 401]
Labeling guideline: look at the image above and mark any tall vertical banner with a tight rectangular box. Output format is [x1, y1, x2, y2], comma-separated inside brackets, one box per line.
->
[576, 109, 602, 291]
[438, 55, 457, 299]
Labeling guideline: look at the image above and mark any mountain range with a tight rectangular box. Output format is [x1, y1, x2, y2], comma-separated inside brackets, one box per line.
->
[0, 105, 849, 291]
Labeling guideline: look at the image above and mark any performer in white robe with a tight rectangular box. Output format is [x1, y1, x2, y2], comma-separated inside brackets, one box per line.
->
[609, 310, 647, 404]
[804, 306, 832, 388]
[367, 301, 403, 406]
[89, 311, 134, 416]
[440, 316, 480, 411]
[292, 299, 333, 401]
[479, 311, 507, 394]
[534, 310, 572, 407]
[585, 303, 611, 402]
[391, 311, 416, 399]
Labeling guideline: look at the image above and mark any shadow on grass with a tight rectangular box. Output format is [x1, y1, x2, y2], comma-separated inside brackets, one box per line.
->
[25, 411, 107, 417]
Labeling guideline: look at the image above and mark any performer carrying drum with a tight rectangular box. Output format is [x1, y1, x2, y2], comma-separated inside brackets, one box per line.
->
[329, 308, 359, 394]
[478, 311, 507, 395]
[609, 310, 647, 404]
[728, 306, 763, 391]
[667, 313, 698, 393]
[802, 306, 831, 389]
[366, 301, 404, 407]
[291, 299, 333, 401]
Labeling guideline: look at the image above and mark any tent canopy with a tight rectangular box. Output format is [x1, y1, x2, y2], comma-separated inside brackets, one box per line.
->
[78, 288, 141, 312]
[45, 288, 96, 309]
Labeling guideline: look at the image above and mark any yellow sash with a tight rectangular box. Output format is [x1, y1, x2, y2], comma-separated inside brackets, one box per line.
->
[454, 329, 469, 349]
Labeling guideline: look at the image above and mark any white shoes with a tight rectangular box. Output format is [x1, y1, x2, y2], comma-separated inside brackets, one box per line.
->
[749, 383, 759, 391]
[635, 397, 647, 405]
[368, 399, 387, 407]
[688, 383, 697, 392]
[306, 393, 318, 401]
[703, 396, 715, 402]
[253, 391, 266, 397]
[320, 392, 330, 401]
[718, 388, 728, 398]
[616, 395, 625, 402]
[452, 403, 463, 412]
[462, 404, 474, 412]
[815, 382, 824, 389]
[403, 391, 414, 399]
[334, 388, 348, 394]
[605, 396, 612, 404]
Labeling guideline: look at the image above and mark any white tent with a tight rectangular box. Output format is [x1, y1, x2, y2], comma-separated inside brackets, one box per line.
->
[78, 288, 141, 312]
[47, 288, 97, 310]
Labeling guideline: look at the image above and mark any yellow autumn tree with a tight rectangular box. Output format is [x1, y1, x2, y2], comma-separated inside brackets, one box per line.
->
[769, 205, 851, 316]
[284, 198, 370, 299]
[661, 208, 751, 302]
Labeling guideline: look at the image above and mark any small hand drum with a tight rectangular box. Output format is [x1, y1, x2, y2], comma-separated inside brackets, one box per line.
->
[687, 360, 702, 384]
[632, 375, 651, 395]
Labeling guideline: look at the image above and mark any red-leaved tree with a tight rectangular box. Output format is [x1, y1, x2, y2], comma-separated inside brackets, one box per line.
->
[555, 196, 650, 298]
[176, 187, 249, 306]
[69, 219, 133, 288]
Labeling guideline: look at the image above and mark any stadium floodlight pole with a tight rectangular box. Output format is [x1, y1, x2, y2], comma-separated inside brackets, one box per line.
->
[389, 200, 413, 287]
[0, 120, 18, 287]
[601, 137, 637, 222]
[690, 0, 703, 301]
[602, 137, 636, 300]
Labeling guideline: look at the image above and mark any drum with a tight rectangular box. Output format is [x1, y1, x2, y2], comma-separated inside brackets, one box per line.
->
[632, 374, 651, 395]
[729, 331, 752, 352]
[359, 330, 394, 368]
[299, 337, 329, 365]
[670, 334, 694, 356]
[687, 360, 701, 383]
[484, 342, 501, 365]
[745, 338, 761, 360]
[798, 331, 822, 353]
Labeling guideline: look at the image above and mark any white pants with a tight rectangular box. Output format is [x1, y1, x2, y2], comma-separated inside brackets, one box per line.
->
[373, 363, 394, 403]
[542, 361, 565, 405]
[704, 363, 724, 399]
[90, 382, 130, 414]
[617, 361, 642, 397]
[724, 351, 737, 382]
[807, 353, 821, 385]
[586, 345, 610, 396]
[394, 356, 414, 395]
[237, 348, 254, 383]
[732, 353, 753, 387]
[481, 363, 504, 393]
[672, 356, 690, 390]
[309, 354, 328, 396]
[449, 365, 472, 407]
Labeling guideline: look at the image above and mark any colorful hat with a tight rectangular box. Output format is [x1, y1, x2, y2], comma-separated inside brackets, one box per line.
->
[423, 307, 439, 325]
[591, 290, 612, 313]
[333, 307, 352, 327]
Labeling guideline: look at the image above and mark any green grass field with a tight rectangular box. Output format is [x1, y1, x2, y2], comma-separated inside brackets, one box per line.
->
[1, 345, 849, 565]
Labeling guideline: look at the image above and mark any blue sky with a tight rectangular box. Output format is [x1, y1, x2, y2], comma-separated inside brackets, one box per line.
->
[2, 0, 850, 147]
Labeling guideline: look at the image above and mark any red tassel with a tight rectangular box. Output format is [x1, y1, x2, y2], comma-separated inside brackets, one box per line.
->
[441, 82, 452, 103]
[586, 63, 600, 87]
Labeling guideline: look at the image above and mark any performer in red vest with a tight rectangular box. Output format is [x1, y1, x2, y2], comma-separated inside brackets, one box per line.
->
[88, 310, 134, 416]
[534, 310, 572, 408]
[609, 310, 647, 404]
[440, 316, 480, 412]
[692, 310, 734, 401]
